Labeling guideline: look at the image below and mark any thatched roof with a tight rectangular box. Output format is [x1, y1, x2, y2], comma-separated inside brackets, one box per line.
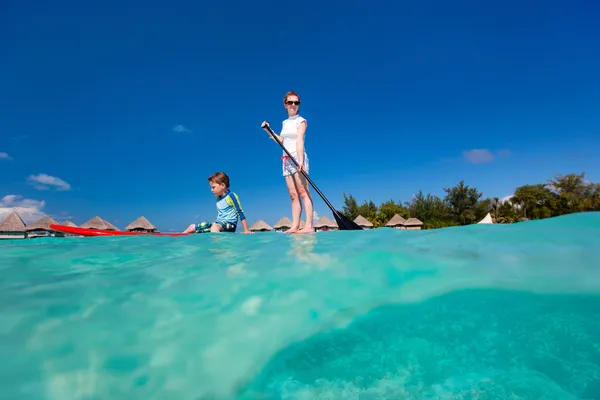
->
[102, 219, 120, 231]
[354, 215, 374, 227]
[314, 216, 338, 228]
[80, 216, 107, 229]
[62, 220, 78, 227]
[0, 212, 26, 232]
[125, 216, 156, 231]
[24, 216, 61, 231]
[385, 214, 407, 227]
[80, 216, 119, 230]
[249, 220, 273, 231]
[273, 217, 293, 229]
[404, 217, 423, 226]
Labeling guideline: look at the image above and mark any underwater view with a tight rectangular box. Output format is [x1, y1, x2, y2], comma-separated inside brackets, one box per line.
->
[1, 212, 599, 399]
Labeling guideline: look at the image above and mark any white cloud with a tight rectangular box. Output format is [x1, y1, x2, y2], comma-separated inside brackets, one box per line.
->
[172, 125, 191, 133]
[0, 152, 12, 160]
[545, 184, 559, 194]
[27, 174, 71, 191]
[313, 210, 320, 223]
[0, 194, 47, 224]
[499, 195, 522, 210]
[463, 149, 495, 164]
[500, 195, 514, 204]
[462, 148, 512, 164]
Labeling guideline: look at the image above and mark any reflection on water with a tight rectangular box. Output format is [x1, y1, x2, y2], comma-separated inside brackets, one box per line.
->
[289, 233, 316, 260]
[288, 233, 335, 270]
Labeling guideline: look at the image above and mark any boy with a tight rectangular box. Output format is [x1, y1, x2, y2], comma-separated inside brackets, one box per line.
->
[183, 172, 252, 234]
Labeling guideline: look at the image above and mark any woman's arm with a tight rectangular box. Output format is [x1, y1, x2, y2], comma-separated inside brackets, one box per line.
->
[295, 120, 307, 165]
[261, 121, 281, 142]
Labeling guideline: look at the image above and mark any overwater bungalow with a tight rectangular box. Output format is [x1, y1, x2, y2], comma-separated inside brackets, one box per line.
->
[60, 220, 83, 237]
[385, 214, 407, 229]
[0, 212, 27, 240]
[353, 215, 374, 230]
[404, 217, 424, 230]
[102, 219, 120, 231]
[25, 216, 61, 238]
[314, 216, 338, 232]
[272, 217, 293, 232]
[125, 216, 157, 232]
[80, 216, 120, 231]
[249, 220, 273, 232]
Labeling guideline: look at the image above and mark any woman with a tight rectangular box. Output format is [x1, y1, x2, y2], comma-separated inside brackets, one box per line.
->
[262, 90, 314, 234]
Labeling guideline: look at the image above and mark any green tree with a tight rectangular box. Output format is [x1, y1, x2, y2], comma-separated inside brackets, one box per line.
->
[405, 190, 454, 229]
[443, 180, 483, 225]
[338, 171, 596, 230]
[475, 197, 495, 221]
[341, 193, 360, 220]
[495, 199, 520, 223]
[377, 199, 409, 226]
[547, 172, 588, 214]
[583, 183, 600, 211]
[512, 184, 557, 219]
[492, 197, 501, 219]
[357, 200, 378, 223]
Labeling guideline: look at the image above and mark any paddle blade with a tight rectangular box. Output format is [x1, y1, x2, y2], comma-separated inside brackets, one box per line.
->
[333, 210, 363, 231]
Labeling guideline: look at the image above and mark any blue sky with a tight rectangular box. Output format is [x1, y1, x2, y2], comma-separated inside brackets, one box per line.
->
[1, 0, 599, 231]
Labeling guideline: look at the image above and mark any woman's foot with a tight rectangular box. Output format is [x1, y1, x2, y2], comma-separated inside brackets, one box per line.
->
[296, 226, 315, 234]
[284, 227, 300, 234]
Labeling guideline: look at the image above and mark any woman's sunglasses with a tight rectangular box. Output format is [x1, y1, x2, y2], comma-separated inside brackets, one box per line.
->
[285, 100, 300, 105]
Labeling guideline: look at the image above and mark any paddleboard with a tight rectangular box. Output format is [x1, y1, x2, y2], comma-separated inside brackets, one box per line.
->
[49, 224, 190, 237]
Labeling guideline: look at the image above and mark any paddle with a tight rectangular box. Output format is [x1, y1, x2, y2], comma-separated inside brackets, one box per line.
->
[262, 122, 363, 231]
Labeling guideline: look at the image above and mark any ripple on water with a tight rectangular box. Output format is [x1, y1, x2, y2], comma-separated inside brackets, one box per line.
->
[0, 212, 599, 399]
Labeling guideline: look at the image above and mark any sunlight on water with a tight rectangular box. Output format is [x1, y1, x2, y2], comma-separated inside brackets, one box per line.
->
[1, 212, 599, 399]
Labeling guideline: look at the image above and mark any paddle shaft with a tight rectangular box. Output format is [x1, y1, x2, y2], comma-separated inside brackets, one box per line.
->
[263, 124, 344, 220]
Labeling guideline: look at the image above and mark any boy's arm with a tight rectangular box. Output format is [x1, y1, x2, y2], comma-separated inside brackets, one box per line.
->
[229, 193, 251, 233]
[240, 218, 251, 234]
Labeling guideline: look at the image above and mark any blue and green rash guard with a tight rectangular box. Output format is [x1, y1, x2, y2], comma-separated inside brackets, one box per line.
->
[215, 190, 246, 226]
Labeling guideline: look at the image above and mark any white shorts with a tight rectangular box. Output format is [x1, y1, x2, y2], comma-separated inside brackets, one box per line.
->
[282, 153, 309, 177]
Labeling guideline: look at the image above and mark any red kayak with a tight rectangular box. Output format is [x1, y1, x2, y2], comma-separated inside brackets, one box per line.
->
[49, 224, 191, 237]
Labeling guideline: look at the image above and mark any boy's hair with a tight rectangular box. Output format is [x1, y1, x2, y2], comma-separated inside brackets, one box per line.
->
[283, 90, 301, 104]
[208, 172, 230, 188]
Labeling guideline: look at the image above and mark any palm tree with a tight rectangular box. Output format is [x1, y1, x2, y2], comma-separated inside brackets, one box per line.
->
[491, 196, 500, 220]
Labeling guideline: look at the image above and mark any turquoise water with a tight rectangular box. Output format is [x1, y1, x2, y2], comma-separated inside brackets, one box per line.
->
[1, 212, 600, 400]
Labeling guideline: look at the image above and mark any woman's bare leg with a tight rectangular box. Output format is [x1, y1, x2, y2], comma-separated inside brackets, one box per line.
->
[285, 175, 301, 233]
[293, 172, 314, 233]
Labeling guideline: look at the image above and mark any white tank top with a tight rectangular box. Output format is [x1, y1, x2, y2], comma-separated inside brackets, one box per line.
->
[280, 114, 307, 156]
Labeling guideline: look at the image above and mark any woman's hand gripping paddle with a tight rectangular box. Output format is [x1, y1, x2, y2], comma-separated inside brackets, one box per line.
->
[261, 121, 363, 231]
